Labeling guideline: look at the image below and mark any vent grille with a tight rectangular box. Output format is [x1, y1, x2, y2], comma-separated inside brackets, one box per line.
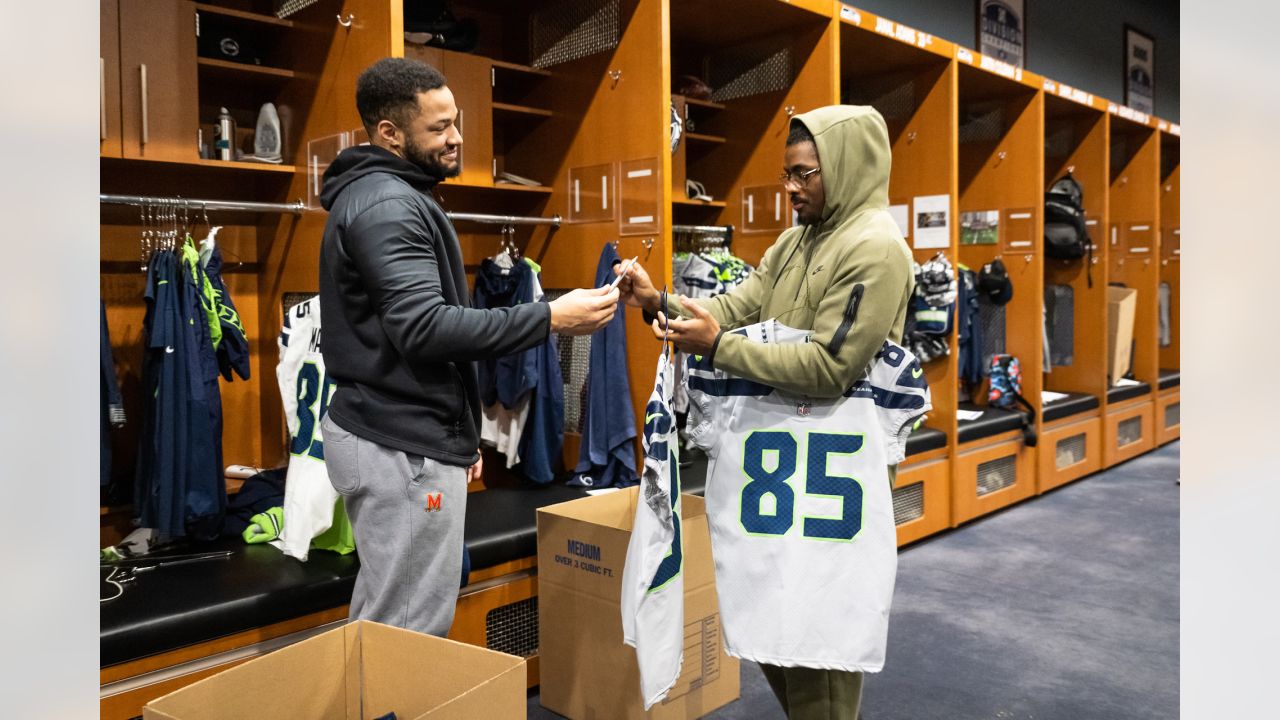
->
[844, 75, 917, 122]
[1046, 284, 1075, 367]
[486, 596, 539, 658]
[892, 482, 925, 525]
[1164, 402, 1180, 429]
[959, 105, 1005, 144]
[1055, 433, 1087, 469]
[976, 454, 1017, 496]
[980, 298, 1006, 364]
[1117, 416, 1143, 447]
[530, 0, 621, 68]
[706, 38, 794, 102]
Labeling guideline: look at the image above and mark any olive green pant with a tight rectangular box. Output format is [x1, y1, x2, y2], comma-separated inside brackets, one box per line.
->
[760, 664, 863, 720]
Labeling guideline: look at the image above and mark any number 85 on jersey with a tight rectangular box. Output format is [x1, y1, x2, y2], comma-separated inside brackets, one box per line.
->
[738, 431, 866, 542]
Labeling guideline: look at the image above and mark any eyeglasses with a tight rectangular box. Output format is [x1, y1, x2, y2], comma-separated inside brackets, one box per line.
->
[779, 166, 821, 188]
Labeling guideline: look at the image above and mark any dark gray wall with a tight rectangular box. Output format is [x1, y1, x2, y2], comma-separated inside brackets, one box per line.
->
[844, 0, 1179, 121]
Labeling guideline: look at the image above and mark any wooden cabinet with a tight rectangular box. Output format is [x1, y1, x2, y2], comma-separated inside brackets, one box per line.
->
[894, 455, 952, 546]
[1156, 390, 1180, 445]
[953, 435, 1036, 526]
[1103, 399, 1156, 467]
[1038, 415, 1103, 493]
[117, 0, 198, 161]
[100, 0, 122, 157]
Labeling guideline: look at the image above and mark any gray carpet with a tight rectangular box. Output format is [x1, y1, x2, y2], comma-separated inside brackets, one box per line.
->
[529, 441, 1180, 719]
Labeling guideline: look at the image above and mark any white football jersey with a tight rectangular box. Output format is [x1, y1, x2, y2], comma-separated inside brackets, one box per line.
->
[272, 297, 339, 561]
[686, 321, 930, 671]
[620, 352, 684, 709]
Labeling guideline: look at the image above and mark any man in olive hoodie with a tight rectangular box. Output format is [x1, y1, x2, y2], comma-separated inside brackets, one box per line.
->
[618, 105, 913, 719]
[319, 58, 617, 636]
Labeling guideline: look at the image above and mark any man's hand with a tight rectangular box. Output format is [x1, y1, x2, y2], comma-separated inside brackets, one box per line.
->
[467, 453, 483, 484]
[549, 286, 619, 335]
[614, 260, 661, 314]
[652, 297, 720, 356]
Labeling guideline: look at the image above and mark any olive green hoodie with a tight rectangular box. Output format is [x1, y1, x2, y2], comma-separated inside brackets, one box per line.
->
[682, 105, 914, 398]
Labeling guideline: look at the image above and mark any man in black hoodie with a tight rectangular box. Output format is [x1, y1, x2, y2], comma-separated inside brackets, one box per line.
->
[318, 57, 617, 636]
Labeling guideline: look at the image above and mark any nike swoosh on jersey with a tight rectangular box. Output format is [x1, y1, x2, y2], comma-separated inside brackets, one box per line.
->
[645, 412, 663, 424]
[911, 367, 923, 378]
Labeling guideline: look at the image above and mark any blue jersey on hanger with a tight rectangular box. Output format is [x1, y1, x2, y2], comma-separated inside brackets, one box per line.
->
[571, 243, 637, 488]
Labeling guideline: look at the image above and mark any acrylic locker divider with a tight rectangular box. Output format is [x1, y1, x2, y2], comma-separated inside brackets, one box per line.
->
[1038, 82, 1110, 493]
[838, 6, 958, 545]
[1156, 123, 1180, 445]
[952, 49, 1044, 524]
[1103, 106, 1161, 467]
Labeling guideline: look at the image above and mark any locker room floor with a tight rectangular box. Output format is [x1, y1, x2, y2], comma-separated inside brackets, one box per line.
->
[528, 440, 1180, 720]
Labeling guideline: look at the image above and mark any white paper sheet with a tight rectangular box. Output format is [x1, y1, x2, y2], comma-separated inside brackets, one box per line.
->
[913, 194, 950, 249]
[889, 204, 910, 238]
[957, 409, 985, 421]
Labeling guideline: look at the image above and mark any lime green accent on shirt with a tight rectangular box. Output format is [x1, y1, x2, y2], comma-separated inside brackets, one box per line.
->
[181, 235, 222, 349]
[523, 257, 542, 274]
[311, 498, 356, 555]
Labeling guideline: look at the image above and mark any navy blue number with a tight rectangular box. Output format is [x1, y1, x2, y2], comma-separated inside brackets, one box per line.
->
[802, 433, 864, 541]
[648, 449, 683, 591]
[741, 432, 798, 535]
[291, 362, 334, 460]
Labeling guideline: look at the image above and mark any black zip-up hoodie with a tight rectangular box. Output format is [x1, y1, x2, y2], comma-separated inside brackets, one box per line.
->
[318, 145, 551, 465]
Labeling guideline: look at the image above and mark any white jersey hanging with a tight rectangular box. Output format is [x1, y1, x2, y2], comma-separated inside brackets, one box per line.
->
[620, 350, 684, 709]
[685, 320, 930, 671]
[272, 297, 340, 561]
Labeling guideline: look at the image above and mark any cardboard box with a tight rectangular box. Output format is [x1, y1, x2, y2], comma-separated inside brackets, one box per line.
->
[143, 620, 526, 719]
[537, 489, 739, 720]
[1107, 286, 1137, 381]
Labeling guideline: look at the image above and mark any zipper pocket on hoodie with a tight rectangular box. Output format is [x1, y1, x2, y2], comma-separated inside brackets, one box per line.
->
[828, 283, 864, 355]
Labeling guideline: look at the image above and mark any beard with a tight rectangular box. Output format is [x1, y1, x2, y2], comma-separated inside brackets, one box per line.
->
[404, 137, 461, 181]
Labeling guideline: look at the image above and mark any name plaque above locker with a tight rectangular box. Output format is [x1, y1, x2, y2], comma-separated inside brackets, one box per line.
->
[741, 184, 791, 234]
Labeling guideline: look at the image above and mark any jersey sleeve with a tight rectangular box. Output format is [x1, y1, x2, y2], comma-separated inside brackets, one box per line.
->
[277, 303, 308, 437]
[868, 342, 932, 465]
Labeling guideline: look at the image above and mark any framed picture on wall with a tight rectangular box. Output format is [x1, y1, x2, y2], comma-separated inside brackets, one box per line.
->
[1124, 25, 1155, 114]
[976, 0, 1025, 68]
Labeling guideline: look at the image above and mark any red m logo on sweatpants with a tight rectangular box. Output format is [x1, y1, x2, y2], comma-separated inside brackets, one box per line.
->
[425, 493, 443, 512]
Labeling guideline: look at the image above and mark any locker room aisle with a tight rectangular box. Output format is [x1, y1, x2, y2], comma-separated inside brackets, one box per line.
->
[529, 441, 1180, 719]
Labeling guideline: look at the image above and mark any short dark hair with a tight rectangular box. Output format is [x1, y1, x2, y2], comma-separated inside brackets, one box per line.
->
[356, 57, 447, 135]
[786, 120, 815, 147]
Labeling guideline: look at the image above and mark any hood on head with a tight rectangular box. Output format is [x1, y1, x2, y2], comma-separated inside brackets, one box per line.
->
[791, 105, 891, 228]
[319, 144, 438, 210]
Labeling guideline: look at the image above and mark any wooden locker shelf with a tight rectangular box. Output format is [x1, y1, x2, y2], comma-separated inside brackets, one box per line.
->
[197, 57, 297, 81]
[100, 155, 299, 175]
[673, 197, 727, 208]
[493, 101, 553, 119]
[682, 96, 726, 111]
[490, 58, 552, 78]
[685, 131, 727, 145]
[193, 3, 294, 28]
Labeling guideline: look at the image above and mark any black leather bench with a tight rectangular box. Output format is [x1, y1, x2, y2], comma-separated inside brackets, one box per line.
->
[1107, 381, 1151, 404]
[906, 426, 948, 455]
[1158, 369, 1180, 390]
[100, 537, 359, 667]
[1042, 392, 1100, 423]
[462, 483, 592, 571]
[957, 403, 1025, 444]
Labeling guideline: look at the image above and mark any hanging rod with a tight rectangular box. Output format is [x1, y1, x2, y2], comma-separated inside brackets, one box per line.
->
[101, 194, 561, 228]
[448, 212, 561, 228]
[672, 223, 734, 239]
[100, 194, 306, 214]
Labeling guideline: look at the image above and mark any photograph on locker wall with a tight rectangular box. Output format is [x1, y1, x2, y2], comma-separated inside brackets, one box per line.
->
[97, 1, 1178, 719]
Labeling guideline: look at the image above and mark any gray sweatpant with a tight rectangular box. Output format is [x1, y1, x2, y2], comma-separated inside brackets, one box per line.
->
[322, 415, 467, 636]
